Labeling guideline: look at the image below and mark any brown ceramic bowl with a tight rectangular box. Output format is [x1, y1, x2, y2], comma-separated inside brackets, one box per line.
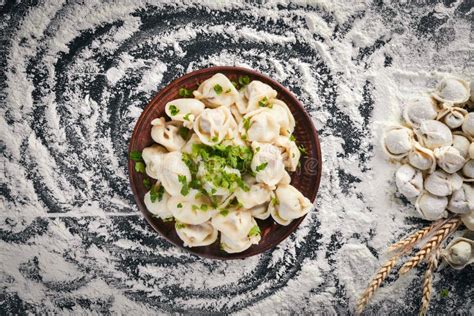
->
[128, 66, 322, 260]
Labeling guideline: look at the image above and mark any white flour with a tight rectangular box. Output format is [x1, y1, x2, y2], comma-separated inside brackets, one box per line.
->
[0, 0, 472, 314]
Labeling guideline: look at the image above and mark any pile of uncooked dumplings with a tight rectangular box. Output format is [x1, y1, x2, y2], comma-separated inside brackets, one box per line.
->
[138, 73, 312, 253]
[383, 77, 474, 269]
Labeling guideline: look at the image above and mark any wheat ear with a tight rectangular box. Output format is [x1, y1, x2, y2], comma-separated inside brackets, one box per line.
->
[387, 219, 445, 253]
[356, 254, 400, 315]
[419, 249, 440, 316]
[399, 217, 461, 275]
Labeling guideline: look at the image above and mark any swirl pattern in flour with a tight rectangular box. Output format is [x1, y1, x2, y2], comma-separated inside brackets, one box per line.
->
[1, 0, 472, 314]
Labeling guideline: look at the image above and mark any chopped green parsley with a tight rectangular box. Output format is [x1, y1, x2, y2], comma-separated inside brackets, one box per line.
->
[169, 105, 180, 116]
[213, 84, 223, 95]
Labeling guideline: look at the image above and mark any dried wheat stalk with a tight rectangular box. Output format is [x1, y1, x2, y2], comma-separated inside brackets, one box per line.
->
[356, 254, 400, 315]
[419, 249, 440, 316]
[399, 217, 461, 275]
[387, 219, 445, 253]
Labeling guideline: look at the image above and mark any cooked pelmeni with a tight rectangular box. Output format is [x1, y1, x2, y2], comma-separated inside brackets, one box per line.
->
[241, 108, 280, 143]
[382, 125, 414, 159]
[462, 211, 474, 230]
[194, 107, 236, 145]
[415, 191, 448, 221]
[236, 80, 277, 114]
[424, 170, 462, 197]
[414, 120, 452, 149]
[220, 231, 261, 253]
[434, 146, 466, 174]
[463, 159, 474, 180]
[168, 196, 214, 225]
[402, 95, 438, 127]
[441, 237, 474, 270]
[142, 144, 167, 179]
[251, 143, 289, 187]
[198, 164, 240, 196]
[270, 99, 295, 135]
[452, 134, 470, 158]
[193, 73, 239, 108]
[165, 99, 205, 128]
[448, 184, 474, 214]
[230, 103, 243, 124]
[181, 134, 201, 154]
[158, 152, 192, 196]
[273, 136, 301, 171]
[462, 113, 474, 140]
[144, 187, 172, 219]
[431, 77, 470, 105]
[270, 184, 312, 226]
[151, 117, 186, 151]
[250, 203, 272, 220]
[211, 209, 255, 240]
[407, 142, 436, 173]
[469, 143, 474, 159]
[175, 221, 218, 247]
[395, 164, 423, 198]
[234, 182, 272, 209]
[437, 106, 467, 129]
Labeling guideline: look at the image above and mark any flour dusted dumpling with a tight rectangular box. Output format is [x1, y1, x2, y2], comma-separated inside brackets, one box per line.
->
[142, 144, 167, 179]
[437, 107, 467, 129]
[235, 80, 278, 114]
[452, 134, 470, 158]
[395, 164, 423, 198]
[414, 120, 452, 149]
[240, 108, 280, 143]
[144, 187, 172, 220]
[424, 170, 462, 197]
[211, 209, 255, 240]
[463, 159, 474, 180]
[270, 99, 295, 136]
[274, 136, 300, 171]
[193, 73, 239, 108]
[415, 191, 448, 221]
[462, 211, 474, 230]
[462, 113, 474, 140]
[448, 184, 474, 214]
[151, 117, 186, 152]
[175, 221, 218, 247]
[158, 152, 191, 196]
[382, 125, 414, 159]
[431, 77, 470, 105]
[407, 142, 436, 173]
[403, 95, 438, 127]
[168, 192, 215, 225]
[165, 98, 205, 128]
[434, 146, 466, 174]
[251, 143, 289, 187]
[194, 107, 236, 145]
[270, 184, 312, 226]
[220, 231, 261, 253]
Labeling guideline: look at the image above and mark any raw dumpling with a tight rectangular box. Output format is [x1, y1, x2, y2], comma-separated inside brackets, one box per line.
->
[194, 106, 236, 145]
[270, 184, 312, 226]
[403, 95, 439, 127]
[144, 187, 172, 220]
[165, 98, 205, 128]
[414, 120, 452, 149]
[157, 152, 192, 196]
[240, 108, 280, 143]
[395, 164, 423, 198]
[462, 113, 474, 140]
[452, 134, 470, 158]
[235, 80, 278, 114]
[274, 136, 301, 172]
[193, 73, 239, 108]
[431, 77, 470, 105]
[407, 142, 436, 173]
[175, 221, 218, 247]
[151, 117, 186, 152]
[434, 146, 466, 174]
[382, 125, 414, 159]
[220, 231, 261, 253]
[424, 170, 463, 197]
[437, 107, 467, 129]
[463, 159, 474, 180]
[270, 99, 295, 135]
[142, 144, 167, 179]
[211, 209, 255, 240]
[448, 184, 474, 214]
[168, 192, 215, 225]
[251, 143, 289, 187]
[415, 191, 448, 221]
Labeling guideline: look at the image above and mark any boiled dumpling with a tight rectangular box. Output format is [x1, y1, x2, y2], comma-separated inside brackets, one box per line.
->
[240, 108, 280, 143]
[175, 221, 218, 247]
[211, 209, 255, 240]
[234, 181, 272, 210]
[270, 184, 312, 226]
[235, 80, 278, 114]
[220, 230, 261, 253]
[402, 95, 438, 127]
[193, 73, 239, 108]
[142, 144, 167, 179]
[251, 143, 289, 187]
[151, 117, 186, 152]
[270, 99, 295, 136]
[144, 186, 172, 220]
[431, 77, 470, 105]
[181, 134, 201, 154]
[168, 192, 215, 225]
[198, 164, 241, 196]
[194, 106, 236, 145]
[274, 136, 301, 171]
[165, 98, 205, 128]
[414, 120, 452, 149]
[157, 152, 192, 196]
